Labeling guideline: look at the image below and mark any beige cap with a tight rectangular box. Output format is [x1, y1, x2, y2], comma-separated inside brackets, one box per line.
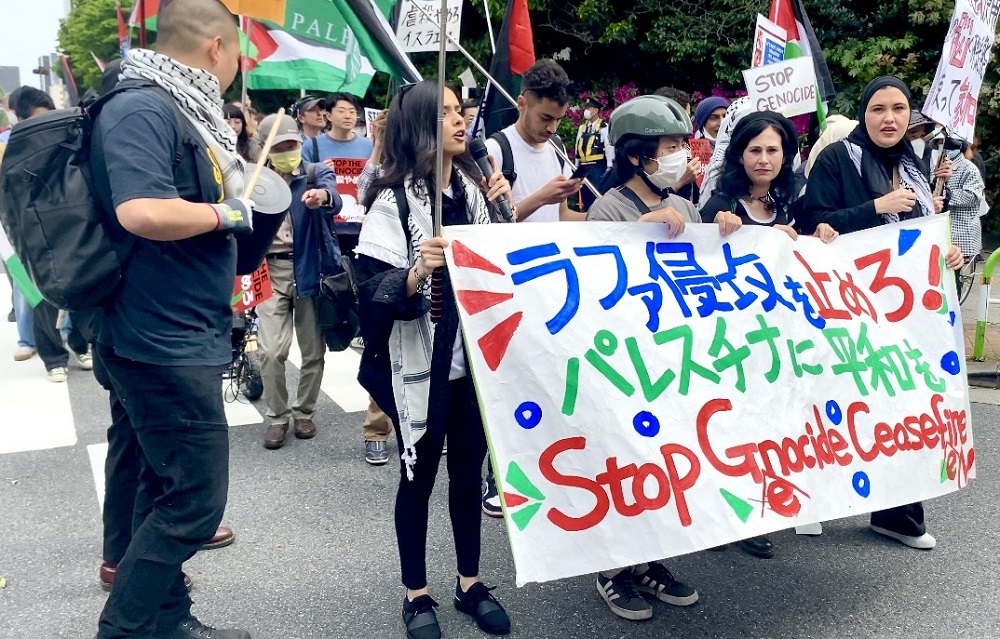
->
[258, 113, 301, 145]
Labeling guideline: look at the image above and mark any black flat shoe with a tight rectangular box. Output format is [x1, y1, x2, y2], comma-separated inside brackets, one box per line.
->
[737, 535, 775, 559]
[402, 594, 441, 639]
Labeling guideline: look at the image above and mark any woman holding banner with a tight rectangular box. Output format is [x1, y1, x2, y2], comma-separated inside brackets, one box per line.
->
[354, 80, 513, 639]
[801, 76, 963, 550]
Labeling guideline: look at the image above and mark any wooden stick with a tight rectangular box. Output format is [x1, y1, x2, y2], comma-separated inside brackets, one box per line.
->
[242, 106, 285, 199]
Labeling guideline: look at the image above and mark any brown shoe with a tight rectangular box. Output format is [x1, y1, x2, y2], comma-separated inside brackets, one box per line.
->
[100, 561, 192, 591]
[294, 418, 317, 439]
[200, 525, 236, 550]
[264, 422, 288, 449]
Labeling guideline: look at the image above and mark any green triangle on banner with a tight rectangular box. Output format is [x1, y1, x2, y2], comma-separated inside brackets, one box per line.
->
[511, 502, 542, 532]
[720, 488, 754, 523]
[505, 461, 545, 502]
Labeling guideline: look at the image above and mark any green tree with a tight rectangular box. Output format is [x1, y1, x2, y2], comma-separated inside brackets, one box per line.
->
[58, 0, 132, 93]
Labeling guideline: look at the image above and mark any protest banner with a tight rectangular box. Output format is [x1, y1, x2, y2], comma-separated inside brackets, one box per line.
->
[329, 157, 368, 232]
[396, 0, 462, 52]
[923, 0, 999, 142]
[445, 215, 972, 585]
[743, 56, 818, 117]
[232, 261, 273, 313]
[752, 14, 787, 68]
[364, 107, 381, 139]
[688, 138, 713, 188]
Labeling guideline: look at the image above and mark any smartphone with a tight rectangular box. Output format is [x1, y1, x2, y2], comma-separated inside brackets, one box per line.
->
[570, 164, 594, 181]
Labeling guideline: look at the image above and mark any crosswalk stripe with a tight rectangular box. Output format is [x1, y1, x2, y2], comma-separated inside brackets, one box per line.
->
[87, 442, 108, 511]
[0, 278, 77, 455]
[287, 335, 370, 413]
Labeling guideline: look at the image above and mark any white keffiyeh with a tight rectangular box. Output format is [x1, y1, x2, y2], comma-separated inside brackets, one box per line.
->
[356, 171, 491, 480]
[120, 48, 245, 198]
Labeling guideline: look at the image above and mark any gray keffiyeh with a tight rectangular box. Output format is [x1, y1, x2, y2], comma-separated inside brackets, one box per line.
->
[120, 48, 245, 198]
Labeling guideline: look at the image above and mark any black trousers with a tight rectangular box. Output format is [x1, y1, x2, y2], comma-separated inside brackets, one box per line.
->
[871, 502, 925, 536]
[96, 344, 229, 638]
[32, 302, 93, 370]
[394, 375, 488, 590]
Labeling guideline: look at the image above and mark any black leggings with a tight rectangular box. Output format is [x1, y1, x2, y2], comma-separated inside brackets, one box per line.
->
[393, 375, 488, 590]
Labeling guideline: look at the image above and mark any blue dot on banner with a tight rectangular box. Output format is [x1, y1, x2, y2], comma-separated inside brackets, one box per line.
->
[825, 400, 842, 425]
[633, 411, 660, 438]
[853, 471, 871, 498]
[514, 402, 542, 429]
[940, 351, 961, 376]
[949, 311, 957, 327]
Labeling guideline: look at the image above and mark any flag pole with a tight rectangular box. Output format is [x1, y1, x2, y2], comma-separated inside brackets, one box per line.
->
[482, 0, 497, 54]
[409, 0, 599, 197]
[240, 17, 250, 109]
[429, 0, 448, 323]
[139, 0, 147, 48]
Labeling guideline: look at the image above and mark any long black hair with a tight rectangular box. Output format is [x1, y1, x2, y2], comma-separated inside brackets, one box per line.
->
[223, 104, 252, 162]
[362, 80, 484, 210]
[606, 136, 660, 190]
[715, 112, 798, 211]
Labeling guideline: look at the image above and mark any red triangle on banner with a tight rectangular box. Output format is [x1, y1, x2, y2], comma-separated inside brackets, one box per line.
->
[503, 492, 529, 508]
[457, 290, 513, 315]
[452, 241, 505, 275]
[478, 312, 523, 371]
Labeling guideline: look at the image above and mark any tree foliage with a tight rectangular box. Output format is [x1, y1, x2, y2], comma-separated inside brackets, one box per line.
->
[58, 0, 131, 93]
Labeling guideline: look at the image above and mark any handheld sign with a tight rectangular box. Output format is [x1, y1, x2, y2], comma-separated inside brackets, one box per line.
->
[743, 57, 818, 118]
[751, 14, 787, 68]
[922, 0, 999, 142]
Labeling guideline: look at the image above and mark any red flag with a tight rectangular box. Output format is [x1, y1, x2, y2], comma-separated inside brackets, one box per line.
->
[508, 0, 535, 75]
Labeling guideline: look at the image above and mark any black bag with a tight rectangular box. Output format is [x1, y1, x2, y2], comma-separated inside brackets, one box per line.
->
[307, 164, 361, 351]
[0, 80, 184, 310]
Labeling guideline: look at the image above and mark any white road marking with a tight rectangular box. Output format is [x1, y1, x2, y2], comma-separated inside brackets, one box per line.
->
[87, 442, 108, 511]
[287, 336, 369, 413]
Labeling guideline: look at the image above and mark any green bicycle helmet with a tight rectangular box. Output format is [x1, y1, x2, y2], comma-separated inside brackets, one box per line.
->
[608, 95, 692, 145]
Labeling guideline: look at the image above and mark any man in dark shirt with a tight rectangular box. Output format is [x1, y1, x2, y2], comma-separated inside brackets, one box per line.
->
[89, 1, 258, 637]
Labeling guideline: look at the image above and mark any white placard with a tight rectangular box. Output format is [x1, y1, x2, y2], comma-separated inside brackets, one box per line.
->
[752, 14, 787, 68]
[743, 56, 819, 118]
[922, 0, 999, 142]
[396, 0, 462, 53]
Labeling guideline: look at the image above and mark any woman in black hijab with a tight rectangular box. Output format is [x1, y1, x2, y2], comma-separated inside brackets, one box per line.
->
[801, 76, 962, 551]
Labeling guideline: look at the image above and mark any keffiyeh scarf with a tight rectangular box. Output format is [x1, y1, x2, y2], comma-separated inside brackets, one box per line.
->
[121, 48, 245, 198]
[356, 171, 491, 480]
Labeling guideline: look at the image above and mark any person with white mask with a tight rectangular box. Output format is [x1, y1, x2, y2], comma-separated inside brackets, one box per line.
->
[574, 98, 614, 210]
[587, 95, 741, 236]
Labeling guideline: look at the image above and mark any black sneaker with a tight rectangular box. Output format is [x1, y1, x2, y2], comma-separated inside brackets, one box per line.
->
[159, 614, 251, 639]
[736, 535, 775, 559]
[454, 580, 511, 635]
[482, 477, 503, 518]
[402, 594, 441, 639]
[633, 562, 699, 606]
[596, 571, 652, 621]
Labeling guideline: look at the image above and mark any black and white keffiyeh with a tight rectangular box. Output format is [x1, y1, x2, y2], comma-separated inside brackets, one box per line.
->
[121, 48, 245, 198]
[356, 171, 491, 480]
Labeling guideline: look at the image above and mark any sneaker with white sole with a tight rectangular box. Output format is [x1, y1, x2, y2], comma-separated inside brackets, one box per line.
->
[364, 440, 389, 465]
[870, 525, 936, 549]
[632, 562, 699, 606]
[47, 367, 68, 383]
[13, 346, 36, 362]
[482, 476, 503, 518]
[74, 352, 93, 370]
[350, 336, 365, 349]
[596, 571, 652, 621]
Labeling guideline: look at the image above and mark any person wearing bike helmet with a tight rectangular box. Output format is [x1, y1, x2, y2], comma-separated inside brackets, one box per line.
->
[587, 95, 741, 236]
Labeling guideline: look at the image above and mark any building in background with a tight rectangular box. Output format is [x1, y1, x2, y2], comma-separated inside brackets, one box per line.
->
[0, 67, 20, 96]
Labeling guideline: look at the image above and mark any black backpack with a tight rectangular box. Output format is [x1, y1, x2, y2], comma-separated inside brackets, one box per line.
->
[489, 130, 566, 189]
[0, 80, 184, 310]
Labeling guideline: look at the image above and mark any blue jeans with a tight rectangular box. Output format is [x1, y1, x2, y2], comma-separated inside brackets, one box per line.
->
[12, 286, 34, 348]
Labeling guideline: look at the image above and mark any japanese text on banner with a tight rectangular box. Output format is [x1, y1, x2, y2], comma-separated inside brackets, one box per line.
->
[445, 216, 972, 586]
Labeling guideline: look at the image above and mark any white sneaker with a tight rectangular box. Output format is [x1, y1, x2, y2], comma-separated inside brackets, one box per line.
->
[13, 346, 37, 362]
[350, 336, 365, 350]
[74, 352, 93, 370]
[47, 367, 68, 383]
[870, 524, 936, 549]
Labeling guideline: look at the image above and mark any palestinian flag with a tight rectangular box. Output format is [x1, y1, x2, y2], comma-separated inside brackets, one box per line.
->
[117, 2, 131, 57]
[482, 0, 536, 137]
[0, 226, 43, 308]
[768, 0, 835, 125]
[242, 19, 378, 94]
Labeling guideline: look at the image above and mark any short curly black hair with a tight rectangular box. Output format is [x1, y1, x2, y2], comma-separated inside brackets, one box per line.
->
[654, 86, 691, 109]
[522, 59, 572, 106]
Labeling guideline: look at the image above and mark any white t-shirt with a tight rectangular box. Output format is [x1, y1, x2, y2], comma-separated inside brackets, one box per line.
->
[485, 124, 571, 223]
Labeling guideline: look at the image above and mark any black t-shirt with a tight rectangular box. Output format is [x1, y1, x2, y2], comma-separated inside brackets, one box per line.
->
[701, 193, 792, 228]
[91, 89, 235, 366]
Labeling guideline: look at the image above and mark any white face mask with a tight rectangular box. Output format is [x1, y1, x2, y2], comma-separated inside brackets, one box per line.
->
[911, 138, 926, 157]
[583, 108, 594, 120]
[644, 150, 689, 189]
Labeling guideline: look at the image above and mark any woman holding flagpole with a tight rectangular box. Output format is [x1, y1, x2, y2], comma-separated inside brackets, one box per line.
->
[355, 80, 513, 639]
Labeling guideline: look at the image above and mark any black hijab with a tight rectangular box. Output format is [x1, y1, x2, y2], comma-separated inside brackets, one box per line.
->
[846, 76, 927, 204]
